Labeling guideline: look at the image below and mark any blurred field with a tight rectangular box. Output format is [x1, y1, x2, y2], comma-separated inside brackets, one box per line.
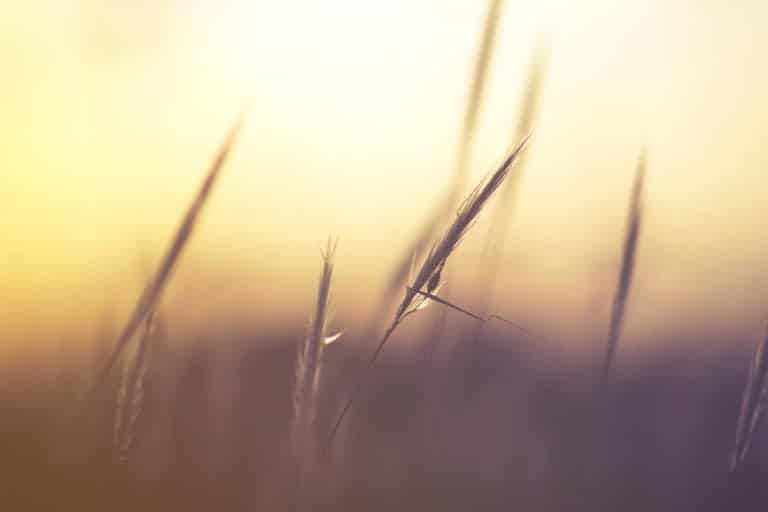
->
[3, 331, 768, 511]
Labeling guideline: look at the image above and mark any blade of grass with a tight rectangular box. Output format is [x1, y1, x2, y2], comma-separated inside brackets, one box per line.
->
[600, 152, 646, 378]
[84, 114, 245, 406]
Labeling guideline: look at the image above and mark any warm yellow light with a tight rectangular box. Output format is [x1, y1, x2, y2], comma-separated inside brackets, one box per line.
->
[2, 0, 768, 353]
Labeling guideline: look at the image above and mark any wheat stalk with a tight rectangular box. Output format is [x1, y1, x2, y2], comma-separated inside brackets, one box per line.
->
[600, 152, 645, 378]
[731, 320, 768, 471]
[324, 133, 531, 453]
[84, 114, 245, 406]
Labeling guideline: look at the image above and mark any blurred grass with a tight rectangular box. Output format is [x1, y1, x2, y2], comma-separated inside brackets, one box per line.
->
[4, 330, 768, 511]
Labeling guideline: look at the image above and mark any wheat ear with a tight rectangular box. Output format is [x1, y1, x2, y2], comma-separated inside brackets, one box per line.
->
[324, 132, 531, 453]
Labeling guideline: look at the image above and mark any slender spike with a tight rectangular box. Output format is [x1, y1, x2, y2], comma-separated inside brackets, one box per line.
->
[601, 152, 646, 378]
[452, 0, 505, 194]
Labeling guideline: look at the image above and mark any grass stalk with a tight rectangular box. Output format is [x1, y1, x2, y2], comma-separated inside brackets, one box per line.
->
[731, 320, 768, 471]
[600, 152, 646, 378]
[325, 133, 531, 453]
[291, 237, 340, 481]
[84, 114, 245, 406]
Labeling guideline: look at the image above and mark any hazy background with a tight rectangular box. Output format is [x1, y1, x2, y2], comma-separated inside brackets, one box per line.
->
[3, 0, 768, 356]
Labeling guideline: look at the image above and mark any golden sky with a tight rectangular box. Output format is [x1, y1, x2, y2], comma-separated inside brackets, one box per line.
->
[2, 0, 768, 354]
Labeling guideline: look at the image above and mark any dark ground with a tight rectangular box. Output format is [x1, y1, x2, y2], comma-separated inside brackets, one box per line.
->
[3, 330, 767, 511]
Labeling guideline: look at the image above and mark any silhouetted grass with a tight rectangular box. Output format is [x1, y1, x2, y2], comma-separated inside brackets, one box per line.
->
[325, 132, 531, 452]
[601, 152, 645, 378]
[84, 114, 245, 406]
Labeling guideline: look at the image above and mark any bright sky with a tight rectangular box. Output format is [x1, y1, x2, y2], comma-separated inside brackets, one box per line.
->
[2, 0, 768, 354]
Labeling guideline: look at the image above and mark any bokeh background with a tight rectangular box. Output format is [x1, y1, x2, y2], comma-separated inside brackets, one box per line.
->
[3, 1, 768, 510]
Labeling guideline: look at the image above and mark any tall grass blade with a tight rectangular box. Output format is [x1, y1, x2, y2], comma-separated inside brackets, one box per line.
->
[85, 114, 245, 405]
[600, 152, 645, 378]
